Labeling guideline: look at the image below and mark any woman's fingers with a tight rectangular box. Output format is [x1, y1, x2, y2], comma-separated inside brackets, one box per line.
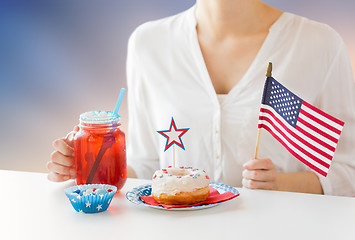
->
[65, 126, 79, 146]
[50, 150, 75, 167]
[242, 158, 277, 190]
[242, 178, 275, 190]
[47, 147, 76, 182]
[242, 169, 276, 182]
[47, 160, 76, 177]
[52, 138, 74, 157]
[47, 172, 71, 182]
[243, 158, 274, 170]
[48, 128, 78, 183]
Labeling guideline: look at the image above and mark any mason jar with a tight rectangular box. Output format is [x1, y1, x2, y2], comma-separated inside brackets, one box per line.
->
[74, 110, 126, 191]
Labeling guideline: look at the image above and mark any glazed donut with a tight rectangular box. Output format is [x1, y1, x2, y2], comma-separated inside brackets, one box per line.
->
[151, 166, 210, 205]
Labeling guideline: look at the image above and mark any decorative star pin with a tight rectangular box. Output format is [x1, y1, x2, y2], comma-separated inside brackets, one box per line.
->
[157, 117, 189, 152]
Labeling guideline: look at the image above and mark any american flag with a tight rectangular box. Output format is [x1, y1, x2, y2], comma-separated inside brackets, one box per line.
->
[258, 77, 344, 177]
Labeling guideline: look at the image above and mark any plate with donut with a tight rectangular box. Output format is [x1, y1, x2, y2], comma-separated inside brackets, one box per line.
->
[126, 181, 240, 211]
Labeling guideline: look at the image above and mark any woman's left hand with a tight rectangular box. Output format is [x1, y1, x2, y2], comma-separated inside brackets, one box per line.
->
[242, 158, 277, 190]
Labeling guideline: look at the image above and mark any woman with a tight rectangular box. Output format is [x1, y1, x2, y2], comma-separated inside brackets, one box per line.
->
[48, 0, 355, 196]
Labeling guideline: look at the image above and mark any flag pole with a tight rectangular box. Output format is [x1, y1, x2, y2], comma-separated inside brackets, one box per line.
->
[266, 62, 272, 78]
[254, 62, 272, 159]
[254, 129, 261, 159]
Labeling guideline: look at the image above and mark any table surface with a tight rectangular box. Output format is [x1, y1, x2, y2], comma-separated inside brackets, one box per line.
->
[1, 170, 355, 240]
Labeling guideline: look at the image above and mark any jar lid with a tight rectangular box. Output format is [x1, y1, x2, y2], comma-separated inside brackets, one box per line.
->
[80, 111, 119, 124]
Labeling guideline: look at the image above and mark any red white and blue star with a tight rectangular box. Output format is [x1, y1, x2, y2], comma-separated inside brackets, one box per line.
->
[157, 117, 189, 151]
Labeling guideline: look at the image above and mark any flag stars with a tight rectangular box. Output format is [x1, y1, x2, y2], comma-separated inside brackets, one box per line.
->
[266, 81, 302, 127]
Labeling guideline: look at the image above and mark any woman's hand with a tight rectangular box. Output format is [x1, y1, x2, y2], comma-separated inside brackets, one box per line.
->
[242, 158, 277, 190]
[47, 127, 79, 182]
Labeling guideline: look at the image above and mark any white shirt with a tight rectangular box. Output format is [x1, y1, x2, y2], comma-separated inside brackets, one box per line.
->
[126, 6, 355, 196]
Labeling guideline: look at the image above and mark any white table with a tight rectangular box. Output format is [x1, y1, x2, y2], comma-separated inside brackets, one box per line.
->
[1, 170, 355, 240]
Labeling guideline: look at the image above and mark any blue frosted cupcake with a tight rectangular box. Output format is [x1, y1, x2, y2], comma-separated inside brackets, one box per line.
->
[65, 184, 117, 213]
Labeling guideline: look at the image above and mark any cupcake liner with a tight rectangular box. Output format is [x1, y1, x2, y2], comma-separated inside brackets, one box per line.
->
[64, 184, 117, 213]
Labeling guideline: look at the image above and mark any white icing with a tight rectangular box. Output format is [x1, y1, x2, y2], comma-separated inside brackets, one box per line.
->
[151, 167, 210, 196]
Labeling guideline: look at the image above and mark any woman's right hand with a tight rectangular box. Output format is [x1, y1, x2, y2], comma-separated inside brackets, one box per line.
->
[47, 126, 79, 182]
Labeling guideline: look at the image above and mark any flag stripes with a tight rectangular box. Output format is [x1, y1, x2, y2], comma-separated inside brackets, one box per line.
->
[259, 106, 333, 165]
[295, 122, 336, 151]
[300, 107, 342, 134]
[259, 122, 328, 176]
[260, 107, 334, 157]
[297, 117, 338, 143]
[259, 103, 344, 177]
[302, 101, 344, 126]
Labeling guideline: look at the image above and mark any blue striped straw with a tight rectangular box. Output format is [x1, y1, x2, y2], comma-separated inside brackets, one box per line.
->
[114, 88, 125, 115]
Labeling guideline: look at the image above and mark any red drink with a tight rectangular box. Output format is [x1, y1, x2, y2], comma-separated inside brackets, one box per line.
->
[74, 111, 126, 191]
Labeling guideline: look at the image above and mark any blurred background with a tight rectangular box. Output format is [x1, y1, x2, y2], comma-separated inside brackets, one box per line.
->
[0, 0, 354, 173]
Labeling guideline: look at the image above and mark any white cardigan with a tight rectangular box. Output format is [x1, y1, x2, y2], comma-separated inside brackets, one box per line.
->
[126, 6, 355, 196]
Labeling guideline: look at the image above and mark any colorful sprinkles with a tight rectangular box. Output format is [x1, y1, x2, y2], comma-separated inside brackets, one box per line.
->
[70, 187, 115, 197]
[155, 167, 209, 180]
